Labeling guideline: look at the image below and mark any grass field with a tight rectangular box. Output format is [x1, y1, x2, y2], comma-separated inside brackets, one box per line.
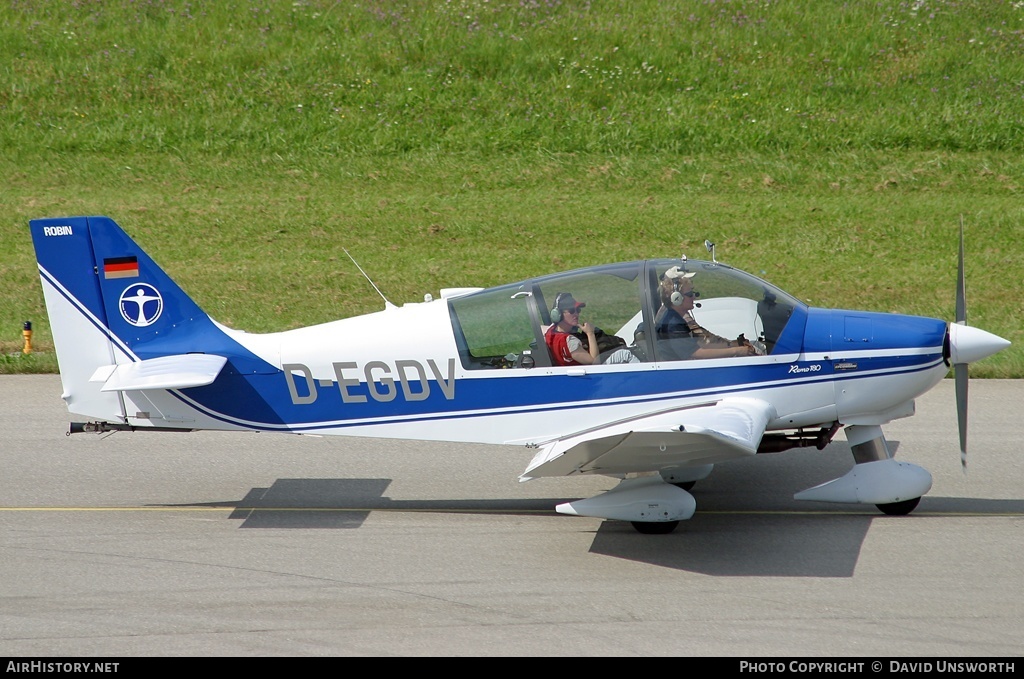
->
[2, 1, 1021, 376]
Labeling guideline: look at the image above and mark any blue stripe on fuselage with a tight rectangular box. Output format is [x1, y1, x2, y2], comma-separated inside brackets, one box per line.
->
[173, 349, 944, 432]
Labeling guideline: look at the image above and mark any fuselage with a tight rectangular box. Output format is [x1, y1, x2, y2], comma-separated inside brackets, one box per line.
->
[158, 259, 950, 446]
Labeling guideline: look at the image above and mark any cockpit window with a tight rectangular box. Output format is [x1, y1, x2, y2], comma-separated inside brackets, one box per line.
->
[449, 282, 538, 370]
[535, 262, 648, 364]
[536, 263, 642, 328]
[650, 259, 800, 360]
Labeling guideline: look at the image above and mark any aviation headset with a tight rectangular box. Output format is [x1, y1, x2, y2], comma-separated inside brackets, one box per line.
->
[670, 282, 685, 307]
[666, 271, 698, 307]
[550, 292, 577, 323]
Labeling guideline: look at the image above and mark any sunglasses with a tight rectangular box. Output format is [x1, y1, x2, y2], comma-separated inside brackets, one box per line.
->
[681, 291, 700, 298]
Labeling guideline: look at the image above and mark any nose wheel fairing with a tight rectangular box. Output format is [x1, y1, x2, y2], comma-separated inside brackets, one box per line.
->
[794, 457, 932, 507]
[794, 424, 932, 512]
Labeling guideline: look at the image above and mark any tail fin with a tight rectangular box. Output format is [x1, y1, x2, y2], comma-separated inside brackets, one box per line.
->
[29, 216, 236, 423]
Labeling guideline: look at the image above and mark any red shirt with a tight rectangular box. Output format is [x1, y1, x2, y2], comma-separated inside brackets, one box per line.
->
[545, 325, 580, 366]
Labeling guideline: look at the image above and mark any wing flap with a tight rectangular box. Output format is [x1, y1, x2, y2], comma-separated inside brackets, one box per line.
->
[90, 354, 228, 392]
[521, 397, 775, 480]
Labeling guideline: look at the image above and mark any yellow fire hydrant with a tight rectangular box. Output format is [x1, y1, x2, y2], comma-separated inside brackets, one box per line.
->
[22, 321, 32, 355]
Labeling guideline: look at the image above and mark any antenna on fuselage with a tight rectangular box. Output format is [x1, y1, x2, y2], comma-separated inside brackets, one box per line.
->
[343, 248, 396, 310]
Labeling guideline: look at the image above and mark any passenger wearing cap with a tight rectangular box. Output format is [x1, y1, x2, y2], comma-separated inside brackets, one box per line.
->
[655, 266, 760, 360]
[544, 292, 637, 366]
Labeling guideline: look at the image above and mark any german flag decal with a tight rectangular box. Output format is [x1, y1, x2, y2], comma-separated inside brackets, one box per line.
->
[103, 256, 139, 279]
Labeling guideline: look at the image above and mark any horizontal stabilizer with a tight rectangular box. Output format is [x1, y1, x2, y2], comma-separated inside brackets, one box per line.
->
[90, 354, 228, 392]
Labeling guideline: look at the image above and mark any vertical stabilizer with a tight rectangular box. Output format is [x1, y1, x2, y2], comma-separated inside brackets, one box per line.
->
[29, 216, 243, 424]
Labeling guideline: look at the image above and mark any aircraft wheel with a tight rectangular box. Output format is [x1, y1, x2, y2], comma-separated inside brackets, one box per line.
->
[630, 520, 680, 535]
[672, 481, 696, 491]
[876, 497, 921, 516]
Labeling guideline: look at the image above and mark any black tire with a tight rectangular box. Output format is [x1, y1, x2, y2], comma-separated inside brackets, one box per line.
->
[672, 481, 696, 491]
[630, 520, 680, 535]
[876, 497, 921, 516]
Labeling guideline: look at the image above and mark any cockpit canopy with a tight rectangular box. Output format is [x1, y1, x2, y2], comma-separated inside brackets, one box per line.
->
[448, 259, 805, 370]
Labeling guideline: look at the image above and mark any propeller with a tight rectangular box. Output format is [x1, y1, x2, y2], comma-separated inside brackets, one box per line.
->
[954, 221, 968, 471]
[945, 218, 1011, 472]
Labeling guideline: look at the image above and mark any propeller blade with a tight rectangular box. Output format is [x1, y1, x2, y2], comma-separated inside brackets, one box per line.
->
[956, 217, 967, 324]
[955, 217, 968, 473]
[955, 362, 968, 472]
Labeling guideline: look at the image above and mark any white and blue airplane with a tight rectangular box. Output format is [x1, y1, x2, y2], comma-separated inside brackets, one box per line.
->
[29, 215, 1009, 533]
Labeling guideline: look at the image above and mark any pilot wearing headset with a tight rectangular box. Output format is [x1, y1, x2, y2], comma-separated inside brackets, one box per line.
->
[654, 266, 760, 360]
[545, 292, 637, 366]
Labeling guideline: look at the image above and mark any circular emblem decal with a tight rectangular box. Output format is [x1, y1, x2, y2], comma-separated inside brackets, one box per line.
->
[119, 284, 163, 327]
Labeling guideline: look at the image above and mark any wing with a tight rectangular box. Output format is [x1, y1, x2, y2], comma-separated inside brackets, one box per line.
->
[520, 397, 776, 480]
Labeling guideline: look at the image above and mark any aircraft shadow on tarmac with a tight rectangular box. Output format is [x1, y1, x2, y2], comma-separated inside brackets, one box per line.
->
[158, 440, 1024, 578]
[223, 477, 566, 528]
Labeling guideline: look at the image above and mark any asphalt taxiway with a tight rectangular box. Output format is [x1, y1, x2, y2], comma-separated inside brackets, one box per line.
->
[1, 375, 1021, 656]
